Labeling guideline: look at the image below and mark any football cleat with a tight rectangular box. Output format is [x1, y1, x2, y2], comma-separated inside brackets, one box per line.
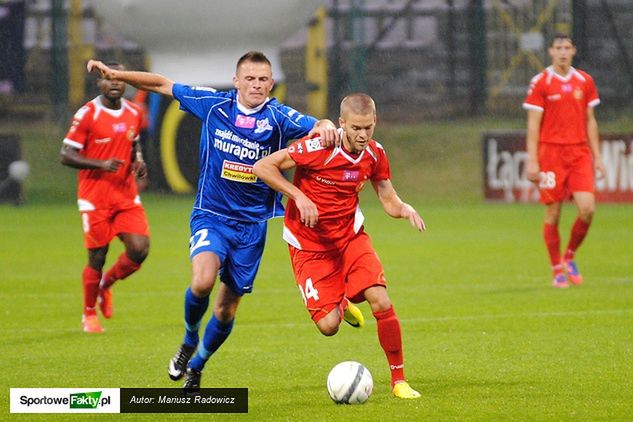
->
[552, 273, 570, 289]
[82, 314, 104, 333]
[564, 260, 583, 285]
[168, 343, 196, 381]
[183, 367, 202, 393]
[98, 288, 113, 319]
[343, 300, 364, 328]
[393, 381, 421, 399]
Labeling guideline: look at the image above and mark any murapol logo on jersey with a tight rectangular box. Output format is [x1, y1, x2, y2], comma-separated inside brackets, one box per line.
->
[306, 138, 324, 152]
[255, 118, 273, 133]
[235, 115, 256, 128]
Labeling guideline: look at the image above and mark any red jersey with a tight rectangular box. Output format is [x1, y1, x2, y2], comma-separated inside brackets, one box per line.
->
[63, 97, 143, 210]
[523, 66, 600, 145]
[284, 136, 391, 251]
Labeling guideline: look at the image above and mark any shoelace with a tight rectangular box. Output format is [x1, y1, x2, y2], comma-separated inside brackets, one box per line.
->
[175, 347, 192, 368]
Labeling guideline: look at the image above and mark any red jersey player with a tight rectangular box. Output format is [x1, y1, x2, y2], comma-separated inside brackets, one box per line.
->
[523, 33, 605, 288]
[254, 93, 425, 399]
[61, 62, 150, 333]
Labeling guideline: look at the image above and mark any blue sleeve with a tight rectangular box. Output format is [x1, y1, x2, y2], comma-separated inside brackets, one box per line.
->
[172, 83, 224, 121]
[272, 102, 318, 141]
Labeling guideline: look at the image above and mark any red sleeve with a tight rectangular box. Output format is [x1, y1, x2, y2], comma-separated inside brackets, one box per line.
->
[523, 72, 545, 111]
[370, 142, 391, 181]
[584, 73, 600, 107]
[63, 103, 93, 150]
[287, 135, 330, 168]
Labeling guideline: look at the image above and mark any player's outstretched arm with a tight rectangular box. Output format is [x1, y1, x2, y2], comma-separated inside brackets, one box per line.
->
[372, 179, 426, 231]
[253, 150, 319, 228]
[87, 59, 174, 97]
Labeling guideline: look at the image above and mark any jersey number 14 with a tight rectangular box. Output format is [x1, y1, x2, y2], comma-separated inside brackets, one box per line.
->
[298, 277, 319, 304]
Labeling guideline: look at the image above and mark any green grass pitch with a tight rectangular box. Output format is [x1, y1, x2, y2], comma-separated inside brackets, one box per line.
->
[1, 115, 632, 420]
[1, 196, 632, 421]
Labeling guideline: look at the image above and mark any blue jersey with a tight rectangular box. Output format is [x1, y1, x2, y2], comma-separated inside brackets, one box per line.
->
[173, 83, 317, 222]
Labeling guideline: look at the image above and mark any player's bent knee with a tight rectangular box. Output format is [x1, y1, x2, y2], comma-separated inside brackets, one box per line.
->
[127, 244, 149, 263]
[316, 314, 340, 336]
[190, 277, 214, 297]
[317, 323, 339, 337]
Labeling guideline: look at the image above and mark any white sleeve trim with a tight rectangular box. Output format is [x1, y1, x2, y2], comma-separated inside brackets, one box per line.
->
[522, 103, 544, 112]
[588, 98, 601, 108]
[63, 138, 84, 150]
[77, 199, 96, 211]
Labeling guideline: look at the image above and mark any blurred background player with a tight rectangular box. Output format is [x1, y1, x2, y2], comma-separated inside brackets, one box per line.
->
[61, 62, 150, 333]
[523, 33, 606, 288]
[87, 51, 338, 391]
[254, 93, 425, 399]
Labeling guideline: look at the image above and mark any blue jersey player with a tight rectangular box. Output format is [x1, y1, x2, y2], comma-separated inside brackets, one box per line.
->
[88, 52, 339, 391]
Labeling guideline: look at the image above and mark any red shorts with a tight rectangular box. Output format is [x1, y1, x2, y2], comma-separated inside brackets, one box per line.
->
[537, 143, 594, 204]
[80, 203, 149, 249]
[288, 232, 386, 323]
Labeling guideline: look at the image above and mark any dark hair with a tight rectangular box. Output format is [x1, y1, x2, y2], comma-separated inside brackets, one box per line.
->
[550, 33, 574, 47]
[236, 51, 271, 73]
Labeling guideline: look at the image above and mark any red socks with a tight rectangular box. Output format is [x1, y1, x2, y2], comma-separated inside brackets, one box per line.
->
[565, 218, 591, 261]
[373, 305, 405, 386]
[545, 218, 591, 270]
[101, 253, 141, 289]
[543, 223, 561, 268]
[82, 266, 101, 315]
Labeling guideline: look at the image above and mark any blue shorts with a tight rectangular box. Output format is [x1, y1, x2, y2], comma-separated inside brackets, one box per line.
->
[189, 210, 267, 296]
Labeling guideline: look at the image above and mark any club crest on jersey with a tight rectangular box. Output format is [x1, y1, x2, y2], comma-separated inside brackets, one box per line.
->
[235, 115, 256, 129]
[574, 87, 584, 100]
[343, 170, 359, 181]
[306, 138, 324, 152]
[255, 118, 273, 133]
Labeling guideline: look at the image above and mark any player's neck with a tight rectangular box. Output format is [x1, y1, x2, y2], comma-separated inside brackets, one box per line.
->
[551, 63, 572, 77]
[99, 95, 122, 110]
[341, 140, 361, 156]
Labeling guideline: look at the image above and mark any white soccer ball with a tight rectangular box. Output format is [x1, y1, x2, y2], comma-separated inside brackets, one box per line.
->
[326, 361, 373, 404]
[8, 160, 30, 182]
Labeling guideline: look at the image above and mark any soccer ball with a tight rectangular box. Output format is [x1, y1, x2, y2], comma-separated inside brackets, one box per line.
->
[326, 361, 373, 404]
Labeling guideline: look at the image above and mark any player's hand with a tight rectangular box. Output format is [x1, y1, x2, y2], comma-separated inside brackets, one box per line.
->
[102, 158, 125, 173]
[526, 159, 540, 184]
[308, 120, 339, 147]
[132, 159, 147, 179]
[401, 203, 426, 232]
[594, 158, 606, 179]
[87, 59, 115, 79]
[294, 193, 319, 228]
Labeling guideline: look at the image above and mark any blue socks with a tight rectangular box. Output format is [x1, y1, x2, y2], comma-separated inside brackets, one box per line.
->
[189, 315, 234, 371]
[183, 288, 209, 347]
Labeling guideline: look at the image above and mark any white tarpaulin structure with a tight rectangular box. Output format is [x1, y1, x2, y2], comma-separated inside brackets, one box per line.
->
[92, 0, 325, 86]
